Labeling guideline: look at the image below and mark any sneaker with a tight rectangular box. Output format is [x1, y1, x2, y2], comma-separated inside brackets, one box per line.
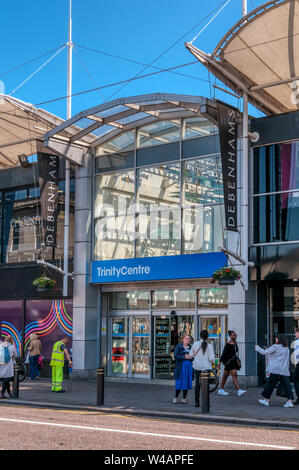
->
[284, 401, 294, 408]
[259, 398, 270, 406]
[237, 389, 247, 397]
[218, 389, 229, 396]
[182, 398, 187, 404]
[172, 398, 178, 404]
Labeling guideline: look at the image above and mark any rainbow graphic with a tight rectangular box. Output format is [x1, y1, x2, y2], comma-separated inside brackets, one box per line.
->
[1, 322, 22, 356]
[24, 300, 73, 349]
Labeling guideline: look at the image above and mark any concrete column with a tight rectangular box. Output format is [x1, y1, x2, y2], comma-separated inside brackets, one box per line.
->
[72, 152, 98, 379]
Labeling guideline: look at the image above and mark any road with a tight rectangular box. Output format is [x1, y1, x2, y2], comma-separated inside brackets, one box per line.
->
[0, 404, 297, 451]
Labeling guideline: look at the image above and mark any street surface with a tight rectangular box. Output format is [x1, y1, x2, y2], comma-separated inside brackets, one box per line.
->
[0, 404, 297, 451]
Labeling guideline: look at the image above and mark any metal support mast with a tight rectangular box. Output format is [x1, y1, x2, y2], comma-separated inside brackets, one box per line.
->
[63, 0, 73, 297]
[242, 0, 249, 290]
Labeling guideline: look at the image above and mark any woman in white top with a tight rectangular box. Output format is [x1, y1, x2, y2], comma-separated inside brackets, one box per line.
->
[0, 335, 17, 399]
[187, 330, 215, 407]
[255, 335, 294, 408]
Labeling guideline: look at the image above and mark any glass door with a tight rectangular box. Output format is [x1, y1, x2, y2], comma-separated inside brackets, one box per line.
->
[200, 316, 227, 365]
[131, 316, 150, 378]
[111, 317, 128, 376]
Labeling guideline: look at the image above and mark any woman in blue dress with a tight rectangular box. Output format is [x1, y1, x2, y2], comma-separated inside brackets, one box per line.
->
[173, 334, 193, 404]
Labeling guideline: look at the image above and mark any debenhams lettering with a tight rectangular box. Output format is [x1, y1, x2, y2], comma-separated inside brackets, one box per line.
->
[37, 153, 59, 247]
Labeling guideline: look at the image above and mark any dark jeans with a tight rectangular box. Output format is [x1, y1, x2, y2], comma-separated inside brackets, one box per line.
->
[194, 370, 202, 404]
[30, 355, 40, 380]
[294, 364, 299, 400]
[262, 373, 294, 400]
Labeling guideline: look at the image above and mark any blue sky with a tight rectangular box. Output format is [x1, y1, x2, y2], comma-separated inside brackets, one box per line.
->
[0, 0, 266, 120]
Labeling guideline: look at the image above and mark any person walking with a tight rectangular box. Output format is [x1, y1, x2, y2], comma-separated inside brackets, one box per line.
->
[28, 333, 42, 381]
[294, 328, 299, 405]
[0, 335, 17, 399]
[173, 334, 193, 404]
[189, 330, 215, 407]
[255, 335, 294, 408]
[50, 337, 72, 393]
[218, 330, 246, 397]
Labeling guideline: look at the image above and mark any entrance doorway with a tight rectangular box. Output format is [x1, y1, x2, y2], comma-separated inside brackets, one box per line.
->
[110, 315, 150, 378]
[200, 316, 227, 363]
[154, 314, 195, 379]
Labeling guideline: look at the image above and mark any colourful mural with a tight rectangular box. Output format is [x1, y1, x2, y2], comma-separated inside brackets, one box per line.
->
[0, 300, 73, 360]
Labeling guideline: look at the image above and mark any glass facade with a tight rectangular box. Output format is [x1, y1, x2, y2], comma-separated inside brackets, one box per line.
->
[0, 180, 75, 264]
[108, 288, 228, 379]
[253, 141, 299, 243]
[94, 117, 223, 261]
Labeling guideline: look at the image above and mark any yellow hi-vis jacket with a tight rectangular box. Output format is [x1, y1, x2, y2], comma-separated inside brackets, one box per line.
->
[50, 340, 65, 367]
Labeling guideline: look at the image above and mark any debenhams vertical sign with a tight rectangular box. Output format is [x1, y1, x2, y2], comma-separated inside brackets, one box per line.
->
[37, 152, 59, 247]
[217, 101, 239, 232]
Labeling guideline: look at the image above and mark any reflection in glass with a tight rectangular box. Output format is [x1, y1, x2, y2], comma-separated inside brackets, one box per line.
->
[94, 214, 135, 260]
[137, 164, 180, 210]
[136, 208, 181, 258]
[111, 317, 128, 374]
[132, 317, 150, 375]
[183, 205, 224, 254]
[198, 288, 228, 309]
[201, 317, 221, 359]
[254, 191, 299, 243]
[253, 142, 299, 195]
[152, 289, 196, 309]
[96, 131, 135, 156]
[183, 117, 217, 139]
[183, 156, 223, 206]
[110, 291, 150, 310]
[95, 171, 135, 218]
[137, 120, 180, 148]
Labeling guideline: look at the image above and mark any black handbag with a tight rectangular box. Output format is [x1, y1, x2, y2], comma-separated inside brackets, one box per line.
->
[276, 381, 288, 398]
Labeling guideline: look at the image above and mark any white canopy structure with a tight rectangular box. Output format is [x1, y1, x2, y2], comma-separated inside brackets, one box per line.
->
[186, 0, 299, 115]
[0, 94, 93, 169]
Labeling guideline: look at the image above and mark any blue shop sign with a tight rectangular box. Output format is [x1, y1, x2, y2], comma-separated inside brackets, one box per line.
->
[91, 252, 227, 284]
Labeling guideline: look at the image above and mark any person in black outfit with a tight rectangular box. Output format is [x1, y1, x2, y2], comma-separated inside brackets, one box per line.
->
[217, 330, 246, 397]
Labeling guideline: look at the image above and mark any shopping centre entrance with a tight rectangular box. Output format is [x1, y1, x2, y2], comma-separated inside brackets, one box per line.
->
[108, 306, 228, 379]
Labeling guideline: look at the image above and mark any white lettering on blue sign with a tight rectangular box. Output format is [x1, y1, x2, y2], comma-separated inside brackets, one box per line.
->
[97, 265, 151, 278]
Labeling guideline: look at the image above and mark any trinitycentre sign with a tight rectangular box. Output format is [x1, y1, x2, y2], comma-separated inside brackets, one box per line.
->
[91, 252, 227, 284]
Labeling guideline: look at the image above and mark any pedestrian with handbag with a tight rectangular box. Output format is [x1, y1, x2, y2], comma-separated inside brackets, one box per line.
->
[28, 333, 42, 381]
[217, 330, 246, 397]
[255, 335, 294, 408]
[0, 335, 16, 399]
[188, 330, 215, 407]
[173, 334, 193, 404]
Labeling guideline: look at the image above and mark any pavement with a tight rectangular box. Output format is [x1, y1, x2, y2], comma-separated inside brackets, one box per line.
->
[2, 376, 299, 430]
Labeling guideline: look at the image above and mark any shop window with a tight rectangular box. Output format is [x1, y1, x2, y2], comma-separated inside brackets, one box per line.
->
[137, 163, 180, 210]
[183, 156, 223, 206]
[253, 142, 299, 195]
[152, 289, 196, 309]
[137, 120, 180, 148]
[198, 288, 228, 309]
[253, 191, 299, 243]
[182, 117, 217, 139]
[110, 291, 150, 310]
[183, 205, 225, 254]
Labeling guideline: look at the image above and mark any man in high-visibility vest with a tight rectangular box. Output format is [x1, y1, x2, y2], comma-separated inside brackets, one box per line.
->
[50, 337, 72, 393]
